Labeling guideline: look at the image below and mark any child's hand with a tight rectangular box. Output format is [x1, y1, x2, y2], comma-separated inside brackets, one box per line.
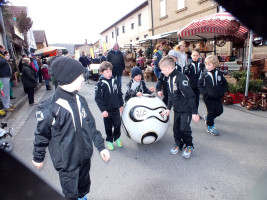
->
[102, 111, 108, 117]
[119, 107, 124, 114]
[136, 92, 143, 96]
[161, 109, 170, 116]
[149, 87, 155, 92]
[32, 160, 44, 169]
[157, 91, 163, 97]
[192, 114, 200, 123]
[100, 149, 110, 162]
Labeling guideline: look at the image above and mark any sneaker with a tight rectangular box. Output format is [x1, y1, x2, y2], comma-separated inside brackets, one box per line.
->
[10, 96, 16, 99]
[116, 138, 123, 147]
[203, 115, 207, 125]
[6, 108, 14, 112]
[78, 195, 87, 200]
[182, 146, 193, 159]
[170, 145, 180, 155]
[207, 126, 219, 136]
[10, 105, 16, 109]
[107, 142, 114, 150]
[0, 109, 6, 118]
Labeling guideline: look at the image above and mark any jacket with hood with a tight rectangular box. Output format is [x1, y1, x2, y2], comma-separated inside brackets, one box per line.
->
[167, 68, 197, 114]
[198, 68, 228, 100]
[21, 64, 37, 88]
[95, 76, 123, 112]
[125, 79, 152, 102]
[33, 87, 105, 171]
[107, 50, 125, 76]
[184, 61, 205, 89]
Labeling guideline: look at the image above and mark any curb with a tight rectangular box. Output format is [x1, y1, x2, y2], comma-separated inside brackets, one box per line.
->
[5, 83, 44, 121]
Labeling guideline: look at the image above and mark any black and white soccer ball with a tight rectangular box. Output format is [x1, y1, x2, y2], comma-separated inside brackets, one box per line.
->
[122, 94, 169, 144]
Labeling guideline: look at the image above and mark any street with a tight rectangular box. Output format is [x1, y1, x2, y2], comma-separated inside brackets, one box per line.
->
[6, 76, 267, 200]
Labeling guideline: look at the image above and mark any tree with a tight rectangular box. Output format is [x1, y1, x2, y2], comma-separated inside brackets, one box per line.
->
[16, 11, 32, 33]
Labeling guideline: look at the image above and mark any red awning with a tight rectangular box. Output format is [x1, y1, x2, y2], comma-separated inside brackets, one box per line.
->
[178, 12, 249, 40]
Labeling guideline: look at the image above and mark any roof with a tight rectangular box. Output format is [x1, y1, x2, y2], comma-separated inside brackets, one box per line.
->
[33, 30, 47, 43]
[7, 6, 28, 17]
[100, 1, 148, 34]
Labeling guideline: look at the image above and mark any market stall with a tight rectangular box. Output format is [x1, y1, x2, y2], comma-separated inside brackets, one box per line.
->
[34, 46, 67, 57]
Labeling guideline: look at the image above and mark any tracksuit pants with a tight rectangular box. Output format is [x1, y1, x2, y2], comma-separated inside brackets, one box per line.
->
[204, 98, 223, 127]
[173, 111, 193, 150]
[59, 159, 91, 200]
[103, 109, 121, 142]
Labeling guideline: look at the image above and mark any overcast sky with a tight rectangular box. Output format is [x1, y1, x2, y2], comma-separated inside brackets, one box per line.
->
[10, 0, 147, 44]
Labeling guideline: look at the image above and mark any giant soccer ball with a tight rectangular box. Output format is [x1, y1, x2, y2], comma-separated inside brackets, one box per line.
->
[121, 94, 169, 144]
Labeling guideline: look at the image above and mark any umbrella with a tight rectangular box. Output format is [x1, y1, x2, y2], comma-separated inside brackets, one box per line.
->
[177, 12, 249, 40]
[34, 46, 67, 57]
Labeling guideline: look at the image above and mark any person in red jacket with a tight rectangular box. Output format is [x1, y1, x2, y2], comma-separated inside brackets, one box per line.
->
[41, 64, 51, 90]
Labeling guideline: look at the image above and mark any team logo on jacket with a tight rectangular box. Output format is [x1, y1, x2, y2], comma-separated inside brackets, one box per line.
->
[81, 107, 87, 118]
[218, 75, 221, 81]
[94, 86, 98, 91]
[113, 83, 118, 91]
[182, 80, 189, 86]
[35, 111, 44, 121]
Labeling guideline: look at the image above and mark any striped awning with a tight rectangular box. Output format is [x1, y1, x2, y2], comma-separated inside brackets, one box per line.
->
[178, 12, 249, 40]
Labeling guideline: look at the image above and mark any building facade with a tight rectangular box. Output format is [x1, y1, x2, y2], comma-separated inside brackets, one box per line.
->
[100, 1, 150, 51]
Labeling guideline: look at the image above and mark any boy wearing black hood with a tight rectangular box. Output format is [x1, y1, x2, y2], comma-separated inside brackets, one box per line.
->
[95, 61, 124, 151]
[32, 57, 110, 200]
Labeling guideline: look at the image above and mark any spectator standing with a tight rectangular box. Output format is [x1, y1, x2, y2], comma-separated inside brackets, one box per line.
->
[0, 45, 15, 112]
[18, 53, 27, 73]
[21, 58, 37, 105]
[174, 41, 188, 71]
[41, 64, 51, 90]
[107, 43, 125, 87]
[152, 43, 164, 79]
[100, 52, 107, 63]
[79, 51, 90, 83]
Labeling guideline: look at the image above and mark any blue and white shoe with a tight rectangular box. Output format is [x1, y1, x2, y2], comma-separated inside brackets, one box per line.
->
[207, 125, 219, 136]
[78, 195, 87, 200]
[182, 146, 193, 159]
[170, 145, 180, 155]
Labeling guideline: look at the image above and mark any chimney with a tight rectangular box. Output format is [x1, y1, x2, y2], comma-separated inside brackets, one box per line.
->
[84, 39, 87, 45]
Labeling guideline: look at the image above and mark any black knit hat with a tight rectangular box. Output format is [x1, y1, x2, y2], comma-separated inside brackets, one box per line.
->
[51, 57, 86, 85]
[131, 67, 142, 78]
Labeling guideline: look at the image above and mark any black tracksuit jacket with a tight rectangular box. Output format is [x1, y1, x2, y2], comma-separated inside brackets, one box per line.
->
[95, 76, 123, 112]
[184, 61, 205, 90]
[33, 87, 105, 171]
[124, 79, 152, 102]
[198, 68, 228, 100]
[167, 69, 197, 114]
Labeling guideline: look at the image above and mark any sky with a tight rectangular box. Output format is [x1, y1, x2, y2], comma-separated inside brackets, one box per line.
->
[10, 0, 147, 44]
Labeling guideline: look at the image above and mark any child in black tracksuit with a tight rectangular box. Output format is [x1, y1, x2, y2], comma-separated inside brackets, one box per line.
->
[198, 55, 228, 136]
[95, 61, 124, 151]
[125, 67, 154, 102]
[32, 57, 110, 200]
[183, 49, 205, 113]
[156, 50, 181, 105]
[160, 56, 200, 159]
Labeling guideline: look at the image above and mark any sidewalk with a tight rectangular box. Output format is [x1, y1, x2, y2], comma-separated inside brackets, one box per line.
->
[3, 80, 43, 121]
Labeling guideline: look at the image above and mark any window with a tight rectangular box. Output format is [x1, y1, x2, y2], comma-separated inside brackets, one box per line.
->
[131, 23, 134, 30]
[160, 0, 166, 18]
[105, 35, 108, 43]
[116, 28, 119, 36]
[144, 34, 148, 38]
[138, 14, 142, 26]
[112, 32, 114, 38]
[177, 0, 185, 10]
[122, 25, 125, 33]
[136, 37, 139, 41]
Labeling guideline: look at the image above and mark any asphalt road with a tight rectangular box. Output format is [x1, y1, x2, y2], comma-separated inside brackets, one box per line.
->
[7, 76, 267, 200]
